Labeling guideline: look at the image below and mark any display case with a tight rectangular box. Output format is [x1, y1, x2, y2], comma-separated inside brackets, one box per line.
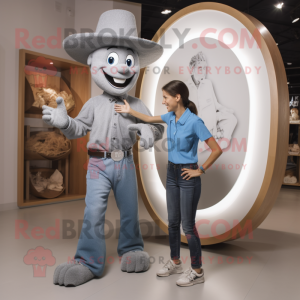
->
[283, 95, 300, 187]
[18, 49, 91, 208]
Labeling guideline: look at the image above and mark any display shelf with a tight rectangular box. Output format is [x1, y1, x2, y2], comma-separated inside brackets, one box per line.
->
[282, 121, 300, 186]
[283, 182, 300, 187]
[24, 74, 75, 117]
[22, 194, 85, 208]
[24, 124, 70, 200]
[18, 49, 91, 208]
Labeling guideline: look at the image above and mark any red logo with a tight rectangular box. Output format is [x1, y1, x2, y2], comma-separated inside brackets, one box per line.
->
[23, 246, 56, 277]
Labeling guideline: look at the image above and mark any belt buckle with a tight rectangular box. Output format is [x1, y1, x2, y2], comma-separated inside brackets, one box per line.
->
[111, 149, 124, 161]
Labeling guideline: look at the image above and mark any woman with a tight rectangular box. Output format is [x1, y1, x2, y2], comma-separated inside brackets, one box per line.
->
[114, 80, 223, 287]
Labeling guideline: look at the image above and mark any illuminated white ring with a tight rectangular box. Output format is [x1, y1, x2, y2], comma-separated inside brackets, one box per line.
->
[133, 3, 289, 245]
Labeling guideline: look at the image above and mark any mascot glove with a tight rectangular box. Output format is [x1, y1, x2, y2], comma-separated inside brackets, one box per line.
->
[41, 97, 69, 129]
[127, 123, 154, 150]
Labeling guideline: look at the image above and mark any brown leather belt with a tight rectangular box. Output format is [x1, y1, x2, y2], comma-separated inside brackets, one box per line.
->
[88, 148, 133, 161]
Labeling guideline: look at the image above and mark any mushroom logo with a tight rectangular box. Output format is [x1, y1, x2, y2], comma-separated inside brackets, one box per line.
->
[23, 246, 56, 277]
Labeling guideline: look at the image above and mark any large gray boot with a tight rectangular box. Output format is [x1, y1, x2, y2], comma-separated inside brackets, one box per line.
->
[53, 260, 95, 287]
[121, 250, 150, 272]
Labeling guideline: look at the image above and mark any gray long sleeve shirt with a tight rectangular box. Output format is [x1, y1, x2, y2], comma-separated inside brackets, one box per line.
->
[60, 91, 164, 152]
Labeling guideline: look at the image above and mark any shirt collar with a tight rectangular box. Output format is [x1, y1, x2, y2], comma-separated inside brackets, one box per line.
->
[103, 91, 129, 101]
[170, 108, 191, 125]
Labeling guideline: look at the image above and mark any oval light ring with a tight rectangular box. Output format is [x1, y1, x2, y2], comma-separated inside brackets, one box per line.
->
[133, 2, 289, 245]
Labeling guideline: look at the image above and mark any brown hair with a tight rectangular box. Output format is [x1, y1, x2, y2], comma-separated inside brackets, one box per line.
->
[162, 80, 198, 115]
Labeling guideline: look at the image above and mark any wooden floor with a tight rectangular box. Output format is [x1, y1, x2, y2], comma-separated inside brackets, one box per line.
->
[1, 186, 300, 300]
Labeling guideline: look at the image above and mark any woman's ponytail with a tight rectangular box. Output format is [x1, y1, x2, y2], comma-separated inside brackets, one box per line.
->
[185, 99, 198, 115]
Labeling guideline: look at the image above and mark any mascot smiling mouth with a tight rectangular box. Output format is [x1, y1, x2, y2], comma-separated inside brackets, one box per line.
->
[103, 69, 134, 89]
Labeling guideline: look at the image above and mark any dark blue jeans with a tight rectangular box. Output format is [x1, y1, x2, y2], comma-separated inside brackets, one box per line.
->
[166, 160, 202, 268]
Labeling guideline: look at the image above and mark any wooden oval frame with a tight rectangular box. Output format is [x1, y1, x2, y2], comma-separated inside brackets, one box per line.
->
[133, 2, 289, 245]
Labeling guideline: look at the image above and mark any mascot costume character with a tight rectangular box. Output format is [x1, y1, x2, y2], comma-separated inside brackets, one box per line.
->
[41, 9, 164, 286]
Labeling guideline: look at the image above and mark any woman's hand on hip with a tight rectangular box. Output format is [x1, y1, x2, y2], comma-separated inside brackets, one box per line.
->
[181, 168, 203, 180]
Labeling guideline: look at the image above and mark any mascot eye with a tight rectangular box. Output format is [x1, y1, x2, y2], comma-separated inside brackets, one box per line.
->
[107, 52, 119, 66]
[126, 55, 134, 67]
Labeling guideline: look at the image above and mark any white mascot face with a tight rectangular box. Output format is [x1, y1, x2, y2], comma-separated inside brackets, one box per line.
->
[87, 46, 140, 96]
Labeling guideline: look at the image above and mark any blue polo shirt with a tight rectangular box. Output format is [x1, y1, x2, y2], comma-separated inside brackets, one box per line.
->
[161, 108, 212, 164]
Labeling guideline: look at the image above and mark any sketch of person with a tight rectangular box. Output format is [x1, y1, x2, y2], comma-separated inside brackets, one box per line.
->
[185, 51, 237, 150]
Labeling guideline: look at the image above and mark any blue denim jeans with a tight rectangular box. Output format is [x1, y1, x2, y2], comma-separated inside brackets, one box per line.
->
[166, 160, 202, 268]
[74, 153, 144, 277]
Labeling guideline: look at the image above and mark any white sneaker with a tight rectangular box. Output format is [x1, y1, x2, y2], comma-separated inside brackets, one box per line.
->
[156, 259, 184, 277]
[176, 267, 205, 287]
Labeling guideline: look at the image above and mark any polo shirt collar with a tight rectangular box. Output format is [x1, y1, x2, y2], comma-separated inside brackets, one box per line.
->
[171, 108, 191, 125]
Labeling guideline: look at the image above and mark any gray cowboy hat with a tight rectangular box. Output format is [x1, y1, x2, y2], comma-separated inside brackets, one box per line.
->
[63, 9, 163, 68]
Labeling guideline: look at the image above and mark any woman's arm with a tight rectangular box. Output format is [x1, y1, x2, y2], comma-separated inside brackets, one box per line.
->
[181, 136, 223, 180]
[201, 136, 223, 172]
[114, 100, 165, 123]
[131, 111, 164, 123]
